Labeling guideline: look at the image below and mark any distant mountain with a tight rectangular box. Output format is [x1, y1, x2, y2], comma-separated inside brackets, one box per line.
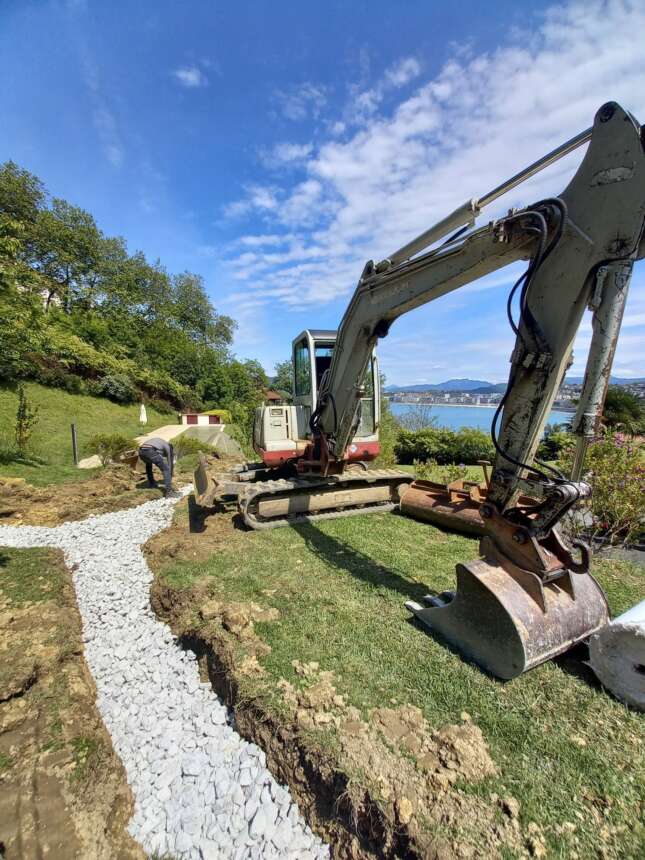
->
[385, 379, 493, 393]
[564, 375, 645, 385]
[386, 375, 644, 393]
[471, 383, 507, 394]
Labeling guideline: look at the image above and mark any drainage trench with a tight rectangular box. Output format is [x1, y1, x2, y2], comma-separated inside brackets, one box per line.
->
[0, 493, 329, 860]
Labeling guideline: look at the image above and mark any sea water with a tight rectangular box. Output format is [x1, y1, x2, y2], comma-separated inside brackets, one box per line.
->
[389, 402, 572, 432]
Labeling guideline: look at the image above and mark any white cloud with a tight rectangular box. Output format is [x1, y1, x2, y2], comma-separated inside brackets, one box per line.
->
[223, 184, 279, 218]
[173, 65, 208, 88]
[223, 1, 645, 380]
[275, 83, 327, 121]
[237, 233, 296, 248]
[75, 39, 125, 168]
[92, 107, 124, 167]
[348, 55, 422, 120]
[385, 57, 421, 88]
[261, 142, 313, 168]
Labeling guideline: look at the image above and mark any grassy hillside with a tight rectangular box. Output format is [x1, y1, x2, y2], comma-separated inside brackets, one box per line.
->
[0, 383, 171, 484]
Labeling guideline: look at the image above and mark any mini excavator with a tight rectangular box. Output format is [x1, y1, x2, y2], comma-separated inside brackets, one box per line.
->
[196, 102, 645, 679]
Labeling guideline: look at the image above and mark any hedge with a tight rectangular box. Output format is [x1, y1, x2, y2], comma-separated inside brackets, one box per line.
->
[395, 427, 495, 465]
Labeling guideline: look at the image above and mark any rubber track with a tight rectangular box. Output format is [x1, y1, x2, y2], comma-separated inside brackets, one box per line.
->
[238, 469, 413, 530]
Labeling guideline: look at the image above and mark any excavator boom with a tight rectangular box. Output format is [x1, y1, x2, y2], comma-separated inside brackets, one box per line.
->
[195, 102, 644, 680]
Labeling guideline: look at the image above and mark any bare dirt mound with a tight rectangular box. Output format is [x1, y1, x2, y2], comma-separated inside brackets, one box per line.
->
[143, 494, 243, 570]
[0, 546, 143, 859]
[0, 467, 158, 526]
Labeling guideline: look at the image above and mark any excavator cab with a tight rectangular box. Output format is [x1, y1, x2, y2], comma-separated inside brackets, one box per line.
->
[292, 329, 379, 443]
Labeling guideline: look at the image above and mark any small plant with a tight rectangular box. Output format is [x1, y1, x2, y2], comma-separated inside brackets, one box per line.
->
[173, 435, 216, 459]
[14, 385, 39, 455]
[438, 463, 469, 484]
[86, 433, 137, 466]
[413, 458, 437, 480]
[558, 431, 645, 545]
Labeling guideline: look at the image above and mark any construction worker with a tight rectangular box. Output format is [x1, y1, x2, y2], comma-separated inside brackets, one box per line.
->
[138, 437, 176, 495]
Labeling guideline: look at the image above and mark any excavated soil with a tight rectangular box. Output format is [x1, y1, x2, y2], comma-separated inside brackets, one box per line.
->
[149, 513, 528, 859]
[143, 489, 243, 571]
[0, 467, 160, 526]
[0, 547, 142, 860]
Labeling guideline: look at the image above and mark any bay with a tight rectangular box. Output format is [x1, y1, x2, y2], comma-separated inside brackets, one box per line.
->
[389, 401, 573, 432]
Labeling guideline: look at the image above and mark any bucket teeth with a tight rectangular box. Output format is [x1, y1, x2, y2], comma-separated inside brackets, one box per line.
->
[422, 591, 455, 608]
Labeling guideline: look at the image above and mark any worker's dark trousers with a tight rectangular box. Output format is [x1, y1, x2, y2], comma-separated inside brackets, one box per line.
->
[138, 449, 172, 491]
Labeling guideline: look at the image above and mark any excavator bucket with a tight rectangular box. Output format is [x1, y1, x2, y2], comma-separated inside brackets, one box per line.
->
[194, 453, 217, 507]
[400, 478, 488, 536]
[406, 554, 609, 680]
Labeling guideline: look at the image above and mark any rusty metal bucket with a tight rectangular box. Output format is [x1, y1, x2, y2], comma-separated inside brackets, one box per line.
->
[400, 478, 488, 535]
[406, 550, 609, 679]
[399, 472, 539, 538]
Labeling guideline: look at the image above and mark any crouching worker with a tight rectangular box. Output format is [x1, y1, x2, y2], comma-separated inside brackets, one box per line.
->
[138, 437, 176, 495]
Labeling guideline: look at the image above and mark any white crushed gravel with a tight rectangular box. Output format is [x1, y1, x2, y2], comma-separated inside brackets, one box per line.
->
[0, 492, 329, 860]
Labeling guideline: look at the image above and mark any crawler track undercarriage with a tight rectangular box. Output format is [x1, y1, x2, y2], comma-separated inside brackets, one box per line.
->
[194, 454, 413, 529]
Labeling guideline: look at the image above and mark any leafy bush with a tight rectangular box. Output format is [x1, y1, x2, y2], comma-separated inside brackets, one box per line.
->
[537, 426, 574, 460]
[89, 373, 137, 404]
[413, 458, 469, 483]
[148, 398, 178, 416]
[558, 432, 645, 545]
[395, 426, 494, 465]
[32, 365, 86, 395]
[602, 387, 645, 434]
[172, 435, 216, 459]
[85, 433, 137, 466]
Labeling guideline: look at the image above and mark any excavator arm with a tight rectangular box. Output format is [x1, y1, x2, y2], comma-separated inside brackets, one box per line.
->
[317, 103, 645, 478]
[314, 102, 645, 678]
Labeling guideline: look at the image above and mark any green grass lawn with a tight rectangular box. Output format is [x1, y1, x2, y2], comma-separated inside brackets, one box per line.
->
[0, 383, 172, 484]
[159, 510, 645, 858]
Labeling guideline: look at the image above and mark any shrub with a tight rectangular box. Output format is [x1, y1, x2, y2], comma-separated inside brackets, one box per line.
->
[32, 365, 86, 395]
[413, 459, 469, 483]
[90, 373, 138, 404]
[537, 425, 574, 460]
[395, 426, 494, 465]
[558, 432, 645, 545]
[148, 398, 177, 416]
[14, 385, 39, 455]
[85, 433, 137, 466]
[172, 435, 216, 459]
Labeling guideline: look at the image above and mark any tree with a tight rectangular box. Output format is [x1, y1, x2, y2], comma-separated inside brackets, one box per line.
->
[0, 161, 45, 224]
[602, 387, 644, 435]
[397, 404, 437, 432]
[14, 386, 39, 454]
[171, 271, 235, 348]
[198, 364, 234, 407]
[273, 359, 293, 395]
[32, 198, 102, 311]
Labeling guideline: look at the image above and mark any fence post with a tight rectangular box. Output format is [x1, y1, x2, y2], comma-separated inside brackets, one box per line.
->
[71, 423, 78, 465]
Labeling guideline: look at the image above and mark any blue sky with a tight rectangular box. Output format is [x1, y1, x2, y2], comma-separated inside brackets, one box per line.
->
[1, 0, 644, 384]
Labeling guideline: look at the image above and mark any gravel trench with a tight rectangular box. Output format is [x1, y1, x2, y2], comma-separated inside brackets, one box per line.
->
[0, 493, 329, 860]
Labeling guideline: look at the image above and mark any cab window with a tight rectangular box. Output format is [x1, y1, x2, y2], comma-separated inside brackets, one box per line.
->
[314, 343, 334, 388]
[294, 339, 311, 396]
[356, 357, 376, 436]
